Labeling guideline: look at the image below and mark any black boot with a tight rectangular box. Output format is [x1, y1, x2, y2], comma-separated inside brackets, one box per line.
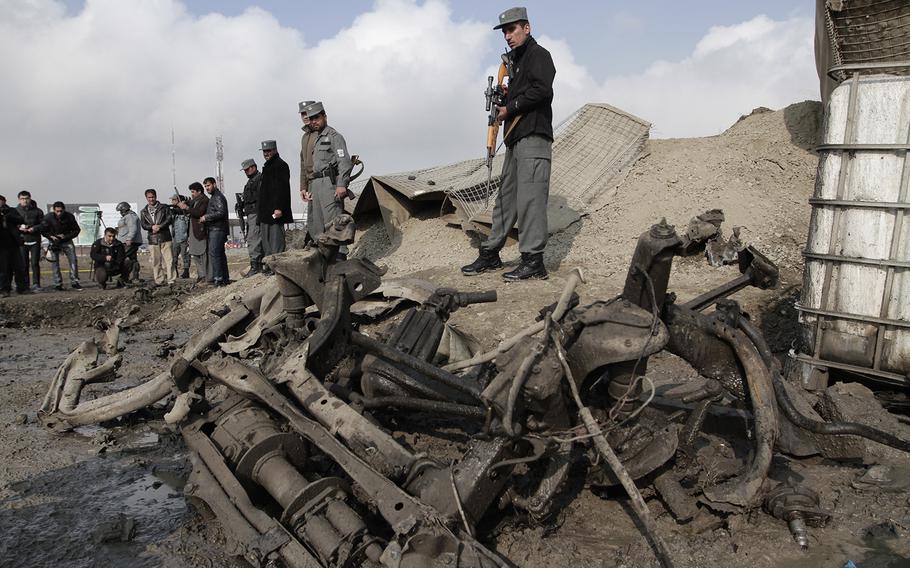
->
[181, 268, 190, 279]
[244, 260, 261, 278]
[461, 249, 503, 276]
[503, 253, 548, 281]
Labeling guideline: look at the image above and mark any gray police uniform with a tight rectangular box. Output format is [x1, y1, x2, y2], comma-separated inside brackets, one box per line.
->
[483, 10, 555, 259]
[300, 127, 317, 239]
[485, 135, 551, 255]
[242, 171, 263, 264]
[309, 125, 353, 243]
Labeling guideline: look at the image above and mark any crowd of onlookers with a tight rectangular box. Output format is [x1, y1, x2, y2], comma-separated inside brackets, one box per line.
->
[0, 178, 235, 297]
[2, 119, 335, 298]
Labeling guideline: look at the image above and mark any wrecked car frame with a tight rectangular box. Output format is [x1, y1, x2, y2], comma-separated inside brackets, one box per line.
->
[38, 211, 910, 568]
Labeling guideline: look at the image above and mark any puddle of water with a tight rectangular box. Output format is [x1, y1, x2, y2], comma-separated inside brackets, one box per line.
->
[118, 471, 186, 518]
[0, 451, 189, 567]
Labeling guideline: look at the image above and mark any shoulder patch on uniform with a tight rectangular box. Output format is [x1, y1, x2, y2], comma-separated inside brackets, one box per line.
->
[336, 149, 345, 158]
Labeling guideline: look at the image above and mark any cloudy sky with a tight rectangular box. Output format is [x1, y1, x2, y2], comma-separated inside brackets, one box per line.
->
[1, 0, 820, 207]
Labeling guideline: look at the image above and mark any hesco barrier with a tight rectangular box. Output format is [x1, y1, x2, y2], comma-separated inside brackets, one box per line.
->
[797, 70, 910, 388]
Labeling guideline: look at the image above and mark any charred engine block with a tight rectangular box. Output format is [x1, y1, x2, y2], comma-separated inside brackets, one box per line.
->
[186, 398, 384, 567]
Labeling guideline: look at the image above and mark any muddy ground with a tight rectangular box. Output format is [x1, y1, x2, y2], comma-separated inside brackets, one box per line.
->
[2, 268, 908, 568]
[1, 103, 909, 567]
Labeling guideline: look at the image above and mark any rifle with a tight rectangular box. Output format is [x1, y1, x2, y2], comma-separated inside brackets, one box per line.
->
[484, 60, 509, 184]
[234, 193, 247, 239]
[483, 54, 523, 196]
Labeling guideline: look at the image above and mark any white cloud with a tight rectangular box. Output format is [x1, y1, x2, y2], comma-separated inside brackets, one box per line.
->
[0, 2, 817, 207]
[559, 15, 818, 138]
[0, 0, 492, 205]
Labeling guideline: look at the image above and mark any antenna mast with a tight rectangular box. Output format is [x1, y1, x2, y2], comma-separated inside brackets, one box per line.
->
[171, 127, 178, 193]
[215, 136, 225, 191]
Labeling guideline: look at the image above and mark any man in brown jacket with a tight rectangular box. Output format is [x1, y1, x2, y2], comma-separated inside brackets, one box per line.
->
[177, 182, 212, 283]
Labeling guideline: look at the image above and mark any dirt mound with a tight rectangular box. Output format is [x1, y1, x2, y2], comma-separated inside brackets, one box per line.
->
[352, 101, 823, 298]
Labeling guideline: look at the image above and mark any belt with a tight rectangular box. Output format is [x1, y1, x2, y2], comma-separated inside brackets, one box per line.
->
[309, 169, 331, 180]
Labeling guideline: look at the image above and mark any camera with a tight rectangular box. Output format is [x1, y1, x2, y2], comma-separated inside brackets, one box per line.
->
[169, 195, 187, 214]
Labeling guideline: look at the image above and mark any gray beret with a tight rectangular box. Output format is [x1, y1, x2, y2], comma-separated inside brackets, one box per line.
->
[494, 6, 528, 30]
[304, 101, 325, 117]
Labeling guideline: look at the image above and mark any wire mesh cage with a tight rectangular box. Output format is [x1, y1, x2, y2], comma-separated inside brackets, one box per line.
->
[445, 103, 650, 221]
[825, 0, 910, 80]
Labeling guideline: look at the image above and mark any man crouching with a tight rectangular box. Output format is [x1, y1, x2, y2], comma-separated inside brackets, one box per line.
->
[90, 227, 132, 289]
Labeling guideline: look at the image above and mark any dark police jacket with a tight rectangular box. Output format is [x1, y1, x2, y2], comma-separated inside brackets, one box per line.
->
[204, 189, 229, 232]
[242, 171, 262, 216]
[41, 211, 81, 243]
[90, 238, 126, 269]
[258, 154, 293, 225]
[502, 36, 556, 148]
[0, 205, 24, 249]
[15, 201, 44, 244]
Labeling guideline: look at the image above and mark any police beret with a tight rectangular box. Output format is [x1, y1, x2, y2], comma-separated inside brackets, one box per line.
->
[494, 7, 528, 30]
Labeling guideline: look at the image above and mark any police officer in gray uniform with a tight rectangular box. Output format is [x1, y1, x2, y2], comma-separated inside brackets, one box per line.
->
[298, 100, 317, 242]
[462, 6, 555, 281]
[240, 158, 263, 276]
[304, 101, 353, 258]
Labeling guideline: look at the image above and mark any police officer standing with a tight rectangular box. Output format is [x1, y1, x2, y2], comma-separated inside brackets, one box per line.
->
[258, 140, 292, 267]
[303, 101, 353, 258]
[298, 100, 317, 243]
[240, 158, 263, 276]
[462, 7, 555, 281]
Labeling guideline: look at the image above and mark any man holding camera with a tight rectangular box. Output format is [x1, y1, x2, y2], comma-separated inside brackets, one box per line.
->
[178, 182, 211, 284]
[41, 201, 82, 291]
[170, 194, 191, 279]
[90, 227, 132, 289]
[139, 188, 175, 285]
